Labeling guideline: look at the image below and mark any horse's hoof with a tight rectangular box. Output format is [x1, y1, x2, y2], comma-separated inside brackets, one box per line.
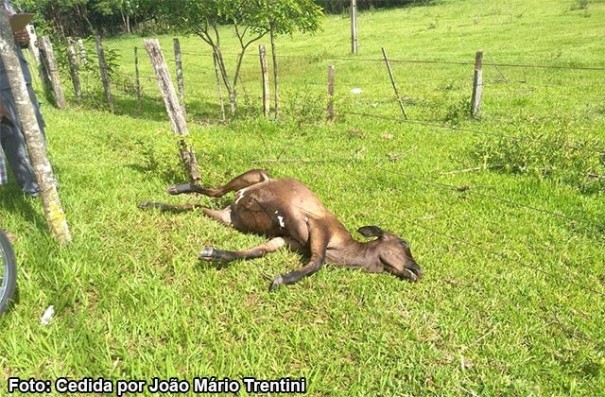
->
[138, 201, 153, 209]
[167, 185, 180, 195]
[199, 246, 214, 260]
[269, 275, 284, 292]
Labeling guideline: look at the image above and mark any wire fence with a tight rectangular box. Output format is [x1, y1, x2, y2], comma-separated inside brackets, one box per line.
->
[31, 34, 605, 285]
[35, 34, 602, 178]
[23, 32, 605, 358]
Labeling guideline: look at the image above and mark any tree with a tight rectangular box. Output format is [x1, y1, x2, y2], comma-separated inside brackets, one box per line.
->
[14, 0, 89, 37]
[94, 0, 133, 34]
[91, 0, 161, 34]
[254, 0, 324, 118]
[13, 0, 161, 37]
[158, 0, 323, 116]
[12, 0, 322, 116]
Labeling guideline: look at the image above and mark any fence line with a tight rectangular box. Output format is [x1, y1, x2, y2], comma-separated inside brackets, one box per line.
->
[47, 37, 603, 202]
[344, 111, 524, 141]
[61, 46, 602, 163]
[343, 109, 605, 160]
[482, 80, 599, 89]
[323, 56, 605, 72]
[263, 79, 596, 90]
[160, 47, 605, 72]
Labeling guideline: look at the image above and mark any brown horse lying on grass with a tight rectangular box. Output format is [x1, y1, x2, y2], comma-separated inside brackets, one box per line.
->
[139, 169, 423, 291]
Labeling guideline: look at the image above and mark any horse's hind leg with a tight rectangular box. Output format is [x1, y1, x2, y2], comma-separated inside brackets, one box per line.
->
[138, 202, 234, 226]
[199, 237, 300, 262]
[201, 207, 233, 226]
[138, 202, 206, 213]
[168, 169, 271, 197]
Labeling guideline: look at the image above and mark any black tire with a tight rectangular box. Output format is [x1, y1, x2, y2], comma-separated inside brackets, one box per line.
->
[0, 229, 17, 316]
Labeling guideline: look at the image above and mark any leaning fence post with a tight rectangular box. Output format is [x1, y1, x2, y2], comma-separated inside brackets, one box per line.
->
[259, 44, 270, 118]
[134, 46, 141, 107]
[66, 37, 82, 103]
[38, 36, 66, 109]
[381, 47, 407, 120]
[26, 24, 40, 65]
[76, 38, 88, 67]
[95, 35, 114, 112]
[173, 38, 186, 118]
[327, 65, 335, 122]
[144, 39, 201, 183]
[0, 14, 71, 244]
[470, 50, 484, 118]
[36, 37, 52, 100]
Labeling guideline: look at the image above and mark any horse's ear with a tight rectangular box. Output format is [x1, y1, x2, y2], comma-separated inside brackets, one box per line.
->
[357, 225, 384, 238]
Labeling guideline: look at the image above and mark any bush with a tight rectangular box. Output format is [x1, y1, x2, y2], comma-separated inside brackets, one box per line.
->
[473, 118, 605, 193]
[53, 37, 126, 102]
[282, 88, 330, 125]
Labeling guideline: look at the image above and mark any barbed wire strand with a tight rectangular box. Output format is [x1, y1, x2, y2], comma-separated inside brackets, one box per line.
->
[158, 48, 605, 72]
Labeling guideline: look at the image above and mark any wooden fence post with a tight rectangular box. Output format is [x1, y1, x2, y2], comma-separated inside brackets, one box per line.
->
[36, 37, 52, 99]
[470, 50, 484, 118]
[173, 38, 186, 118]
[269, 25, 280, 119]
[327, 65, 335, 121]
[134, 46, 141, 106]
[381, 47, 407, 119]
[26, 24, 40, 65]
[94, 36, 114, 112]
[37, 36, 66, 109]
[212, 51, 226, 121]
[144, 39, 201, 183]
[66, 38, 82, 103]
[76, 39, 88, 67]
[0, 14, 71, 245]
[351, 0, 358, 54]
[259, 45, 270, 118]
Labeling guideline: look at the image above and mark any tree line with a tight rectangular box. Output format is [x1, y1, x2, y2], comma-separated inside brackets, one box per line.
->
[14, 0, 433, 38]
[13, 0, 432, 116]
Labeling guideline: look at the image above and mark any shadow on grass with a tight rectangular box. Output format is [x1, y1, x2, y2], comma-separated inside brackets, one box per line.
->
[196, 260, 232, 271]
[71, 87, 266, 128]
[0, 182, 47, 228]
[75, 91, 233, 125]
[2, 286, 20, 316]
[125, 161, 186, 186]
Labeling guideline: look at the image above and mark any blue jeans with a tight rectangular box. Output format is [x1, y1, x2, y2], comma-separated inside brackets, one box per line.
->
[0, 84, 47, 196]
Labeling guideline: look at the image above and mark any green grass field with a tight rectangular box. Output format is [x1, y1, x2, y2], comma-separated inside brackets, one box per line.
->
[1, 0, 604, 395]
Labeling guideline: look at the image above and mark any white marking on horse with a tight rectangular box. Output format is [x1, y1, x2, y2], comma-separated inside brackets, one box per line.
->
[235, 188, 247, 204]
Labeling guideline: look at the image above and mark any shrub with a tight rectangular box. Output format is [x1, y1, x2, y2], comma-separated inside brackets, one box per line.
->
[472, 118, 605, 193]
[53, 37, 126, 102]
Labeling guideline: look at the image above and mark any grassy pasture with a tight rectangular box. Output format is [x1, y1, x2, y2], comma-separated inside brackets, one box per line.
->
[1, 0, 604, 395]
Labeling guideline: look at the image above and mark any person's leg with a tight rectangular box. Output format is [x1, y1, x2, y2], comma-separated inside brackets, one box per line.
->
[26, 84, 47, 143]
[0, 145, 8, 187]
[0, 121, 39, 196]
